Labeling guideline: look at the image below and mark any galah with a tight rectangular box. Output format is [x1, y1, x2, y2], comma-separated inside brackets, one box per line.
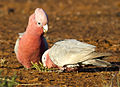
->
[42, 39, 111, 71]
[14, 8, 48, 68]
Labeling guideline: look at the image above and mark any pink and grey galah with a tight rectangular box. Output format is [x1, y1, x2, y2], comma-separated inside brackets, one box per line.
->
[42, 39, 111, 71]
[14, 8, 48, 68]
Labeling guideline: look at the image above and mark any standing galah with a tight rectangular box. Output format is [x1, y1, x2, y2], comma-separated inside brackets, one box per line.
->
[14, 8, 48, 68]
[42, 39, 111, 71]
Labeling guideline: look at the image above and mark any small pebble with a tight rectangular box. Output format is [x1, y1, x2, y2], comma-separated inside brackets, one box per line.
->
[8, 8, 15, 14]
[56, 17, 60, 21]
[116, 12, 120, 17]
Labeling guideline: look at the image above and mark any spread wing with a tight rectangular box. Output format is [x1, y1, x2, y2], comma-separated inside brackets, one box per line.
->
[49, 39, 96, 66]
[14, 33, 24, 55]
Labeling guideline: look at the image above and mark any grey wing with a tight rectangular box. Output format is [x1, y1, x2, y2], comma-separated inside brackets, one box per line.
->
[42, 36, 48, 51]
[49, 39, 96, 66]
[14, 33, 24, 55]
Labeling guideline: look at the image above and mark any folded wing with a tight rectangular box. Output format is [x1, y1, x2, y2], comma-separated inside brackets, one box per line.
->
[49, 39, 97, 66]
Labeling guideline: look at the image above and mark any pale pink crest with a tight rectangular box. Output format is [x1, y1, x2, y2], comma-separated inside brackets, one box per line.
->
[35, 8, 48, 26]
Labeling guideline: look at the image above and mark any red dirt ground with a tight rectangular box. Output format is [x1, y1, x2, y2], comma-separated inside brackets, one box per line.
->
[0, 0, 120, 87]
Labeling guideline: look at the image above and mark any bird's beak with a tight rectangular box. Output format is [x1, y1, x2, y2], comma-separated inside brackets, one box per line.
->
[43, 24, 48, 33]
[42, 61, 47, 67]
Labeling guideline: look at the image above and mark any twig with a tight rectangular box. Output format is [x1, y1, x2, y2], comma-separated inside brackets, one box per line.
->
[17, 83, 42, 86]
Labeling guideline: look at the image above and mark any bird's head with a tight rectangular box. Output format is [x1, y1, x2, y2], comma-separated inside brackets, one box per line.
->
[42, 49, 57, 68]
[35, 8, 48, 33]
[27, 8, 48, 35]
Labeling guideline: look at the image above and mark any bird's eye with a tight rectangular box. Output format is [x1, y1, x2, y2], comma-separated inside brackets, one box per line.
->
[37, 22, 41, 25]
[42, 56, 47, 67]
[44, 57, 46, 60]
[37, 22, 42, 27]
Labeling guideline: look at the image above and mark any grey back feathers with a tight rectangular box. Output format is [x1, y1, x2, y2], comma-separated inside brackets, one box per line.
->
[49, 39, 111, 67]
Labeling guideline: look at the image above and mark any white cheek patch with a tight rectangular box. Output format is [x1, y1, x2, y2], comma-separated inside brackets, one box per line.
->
[42, 53, 47, 67]
[42, 49, 50, 67]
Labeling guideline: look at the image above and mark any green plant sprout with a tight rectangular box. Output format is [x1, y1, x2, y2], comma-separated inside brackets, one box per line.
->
[0, 70, 19, 87]
[31, 61, 59, 72]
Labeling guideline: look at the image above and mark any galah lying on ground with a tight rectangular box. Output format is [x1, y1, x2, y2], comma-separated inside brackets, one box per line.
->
[14, 8, 48, 68]
[42, 39, 111, 71]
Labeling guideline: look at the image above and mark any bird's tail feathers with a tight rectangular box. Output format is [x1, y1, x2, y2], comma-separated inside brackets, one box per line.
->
[82, 59, 111, 67]
[81, 52, 112, 62]
[89, 52, 112, 59]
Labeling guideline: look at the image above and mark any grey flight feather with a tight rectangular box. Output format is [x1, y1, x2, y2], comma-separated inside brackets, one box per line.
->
[49, 39, 111, 67]
[14, 33, 24, 55]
